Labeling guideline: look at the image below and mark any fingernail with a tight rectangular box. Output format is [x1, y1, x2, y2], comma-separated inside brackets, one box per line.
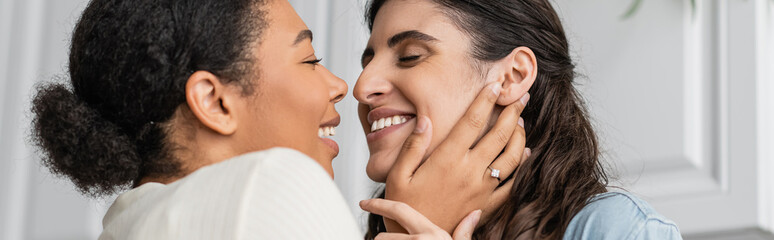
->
[520, 93, 531, 105]
[518, 117, 525, 128]
[525, 148, 532, 157]
[490, 83, 502, 96]
[359, 199, 371, 208]
[471, 209, 482, 224]
[414, 116, 429, 133]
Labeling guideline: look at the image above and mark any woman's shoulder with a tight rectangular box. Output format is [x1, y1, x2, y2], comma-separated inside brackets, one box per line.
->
[216, 147, 323, 174]
[562, 191, 683, 240]
[577, 191, 672, 225]
[225, 148, 362, 239]
[220, 147, 324, 176]
[171, 147, 339, 207]
[162, 147, 332, 198]
[101, 148, 360, 239]
[104, 148, 324, 214]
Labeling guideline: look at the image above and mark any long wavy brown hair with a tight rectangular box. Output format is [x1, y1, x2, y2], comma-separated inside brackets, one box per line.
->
[364, 0, 610, 239]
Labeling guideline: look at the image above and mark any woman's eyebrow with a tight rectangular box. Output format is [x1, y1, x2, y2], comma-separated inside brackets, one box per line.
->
[387, 30, 438, 48]
[293, 29, 314, 46]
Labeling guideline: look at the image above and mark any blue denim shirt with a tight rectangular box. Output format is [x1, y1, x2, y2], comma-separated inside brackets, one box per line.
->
[563, 192, 682, 240]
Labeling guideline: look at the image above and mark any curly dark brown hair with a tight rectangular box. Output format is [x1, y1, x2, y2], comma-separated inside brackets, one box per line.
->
[30, 0, 266, 197]
[364, 0, 610, 239]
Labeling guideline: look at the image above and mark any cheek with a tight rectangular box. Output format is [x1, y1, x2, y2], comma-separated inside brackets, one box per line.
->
[296, 88, 328, 116]
[291, 71, 330, 114]
[406, 72, 484, 156]
[364, 61, 482, 181]
[270, 74, 329, 148]
[424, 92, 471, 155]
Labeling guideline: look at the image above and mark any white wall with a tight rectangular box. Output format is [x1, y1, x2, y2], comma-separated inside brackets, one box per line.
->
[757, 0, 774, 236]
[1, 1, 108, 240]
[0, 0, 771, 239]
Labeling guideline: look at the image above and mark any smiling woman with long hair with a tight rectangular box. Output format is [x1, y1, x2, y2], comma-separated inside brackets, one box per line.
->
[29, 0, 531, 238]
[356, 0, 683, 239]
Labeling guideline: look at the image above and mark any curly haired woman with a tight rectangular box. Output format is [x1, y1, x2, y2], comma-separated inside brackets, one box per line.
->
[30, 0, 529, 239]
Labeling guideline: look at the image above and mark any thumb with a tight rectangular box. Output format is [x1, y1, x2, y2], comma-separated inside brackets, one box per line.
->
[388, 115, 433, 182]
[452, 210, 482, 240]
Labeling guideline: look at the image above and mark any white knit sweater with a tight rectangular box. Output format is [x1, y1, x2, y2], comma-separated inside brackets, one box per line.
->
[99, 148, 362, 240]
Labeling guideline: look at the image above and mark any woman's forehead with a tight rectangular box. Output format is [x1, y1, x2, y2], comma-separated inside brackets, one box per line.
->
[368, 1, 462, 47]
[256, 0, 312, 55]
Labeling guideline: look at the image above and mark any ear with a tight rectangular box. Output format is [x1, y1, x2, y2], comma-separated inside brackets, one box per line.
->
[494, 47, 537, 105]
[185, 71, 238, 135]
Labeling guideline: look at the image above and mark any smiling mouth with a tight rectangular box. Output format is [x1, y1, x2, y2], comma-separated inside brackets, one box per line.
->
[370, 115, 415, 133]
[319, 116, 340, 138]
[318, 126, 336, 137]
[318, 116, 341, 155]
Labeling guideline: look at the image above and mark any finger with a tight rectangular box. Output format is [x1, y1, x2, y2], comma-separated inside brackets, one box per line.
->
[469, 98, 524, 166]
[389, 116, 433, 182]
[484, 118, 527, 184]
[452, 210, 482, 240]
[486, 176, 515, 218]
[360, 199, 438, 234]
[488, 149, 528, 207]
[440, 83, 502, 154]
[476, 94, 530, 184]
[375, 232, 411, 240]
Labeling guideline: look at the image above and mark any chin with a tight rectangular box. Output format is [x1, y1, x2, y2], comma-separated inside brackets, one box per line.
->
[311, 153, 336, 179]
[366, 151, 399, 182]
[317, 160, 335, 179]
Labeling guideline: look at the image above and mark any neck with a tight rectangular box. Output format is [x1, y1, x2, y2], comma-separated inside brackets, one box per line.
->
[137, 111, 242, 187]
[134, 143, 234, 187]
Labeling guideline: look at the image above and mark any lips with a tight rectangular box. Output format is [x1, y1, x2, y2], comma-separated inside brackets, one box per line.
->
[371, 115, 410, 132]
[319, 116, 340, 154]
[320, 116, 341, 128]
[367, 108, 416, 126]
[365, 108, 416, 142]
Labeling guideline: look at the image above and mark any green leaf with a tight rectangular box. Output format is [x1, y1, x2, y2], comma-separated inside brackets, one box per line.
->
[621, 0, 643, 20]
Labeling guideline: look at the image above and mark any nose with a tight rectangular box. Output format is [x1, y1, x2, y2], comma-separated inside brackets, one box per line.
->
[321, 66, 347, 103]
[354, 64, 392, 105]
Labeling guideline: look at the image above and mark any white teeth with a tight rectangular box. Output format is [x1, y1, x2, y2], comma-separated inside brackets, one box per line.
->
[318, 126, 336, 137]
[370, 115, 411, 132]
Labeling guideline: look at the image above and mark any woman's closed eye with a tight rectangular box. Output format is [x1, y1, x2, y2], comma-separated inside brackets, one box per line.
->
[396, 42, 432, 67]
[303, 58, 322, 70]
[397, 55, 423, 67]
[304, 58, 323, 65]
[399, 55, 420, 62]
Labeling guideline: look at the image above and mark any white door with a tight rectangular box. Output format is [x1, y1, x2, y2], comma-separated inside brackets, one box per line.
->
[551, 0, 774, 238]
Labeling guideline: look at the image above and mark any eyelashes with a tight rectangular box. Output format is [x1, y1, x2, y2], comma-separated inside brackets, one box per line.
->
[398, 55, 422, 68]
[304, 58, 323, 65]
[398, 55, 420, 62]
[360, 53, 425, 68]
